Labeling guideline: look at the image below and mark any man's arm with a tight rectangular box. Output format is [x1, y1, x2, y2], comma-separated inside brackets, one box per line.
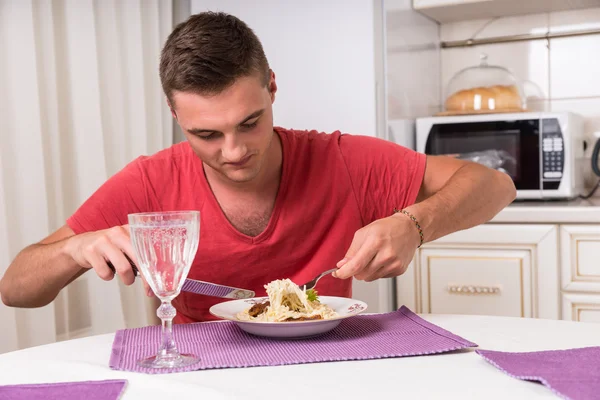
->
[335, 155, 516, 281]
[0, 224, 139, 308]
[403, 155, 517, 244]
[1, 226, 81, 307]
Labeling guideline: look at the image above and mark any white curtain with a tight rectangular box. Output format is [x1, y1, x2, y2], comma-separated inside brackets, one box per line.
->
[0, 0, 174, 353]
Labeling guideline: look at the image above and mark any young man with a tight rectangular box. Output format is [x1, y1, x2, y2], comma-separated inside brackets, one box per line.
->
[0, 12, 516, 323]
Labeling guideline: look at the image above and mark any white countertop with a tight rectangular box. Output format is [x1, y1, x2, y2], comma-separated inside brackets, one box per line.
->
[1, 313, 599, 399]
[490, 197, 600, 224]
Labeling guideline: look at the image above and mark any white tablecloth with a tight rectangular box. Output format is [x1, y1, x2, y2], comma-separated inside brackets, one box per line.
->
[1, 313, 599, 399]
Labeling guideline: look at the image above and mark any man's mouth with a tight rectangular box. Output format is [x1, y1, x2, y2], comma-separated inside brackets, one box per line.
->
[226, 154, 252, 167]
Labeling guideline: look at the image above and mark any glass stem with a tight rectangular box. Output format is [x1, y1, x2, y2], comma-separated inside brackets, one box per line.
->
[157, 300, 179, 360]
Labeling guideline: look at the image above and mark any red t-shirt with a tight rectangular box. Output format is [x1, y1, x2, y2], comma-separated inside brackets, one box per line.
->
[66, 127, 426, 323]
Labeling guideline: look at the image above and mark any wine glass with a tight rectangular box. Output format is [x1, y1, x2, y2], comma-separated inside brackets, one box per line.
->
[128, 210, 200, 369]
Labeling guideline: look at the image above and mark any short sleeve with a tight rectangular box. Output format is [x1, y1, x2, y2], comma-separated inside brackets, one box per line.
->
[338, 134, 426, 225]
[66, 157, 151, 234]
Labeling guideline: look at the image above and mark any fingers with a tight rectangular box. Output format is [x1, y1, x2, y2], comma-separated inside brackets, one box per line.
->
[363, 263, 406, 282]
[381, 265, 406, 279]
[335, 228, 410, 281]
[333, 229, 366, 279]
[355, 247, 396, 280]
[334, 239, 378, 280]
[102, 245, 136, 285]
[97, 226, 137, 285]
[103, 226, 152, 294]
[108, 225, 138, 267]
[335, 215, 419, 281]
[86, 250, 114, 281]
[73, 225, 138, 286]
[358, 255, 411, 282]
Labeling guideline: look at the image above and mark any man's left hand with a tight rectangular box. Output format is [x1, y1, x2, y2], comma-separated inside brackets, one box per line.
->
[334, 213, 421, 282]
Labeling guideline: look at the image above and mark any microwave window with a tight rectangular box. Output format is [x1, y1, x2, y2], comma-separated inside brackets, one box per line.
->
[425, 120, 540, 191]
[428, 130, 520, 179]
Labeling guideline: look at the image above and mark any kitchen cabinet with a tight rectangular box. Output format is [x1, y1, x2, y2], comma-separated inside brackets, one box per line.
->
[560, 225, 600, 293]
[560, 225, 600, 323]
[412, 0, 599, 24]
[396, 224, 560, 319]
[562, 293, 600, 323]
[417, 247, 534, 318]
[398, 220, 600, 323]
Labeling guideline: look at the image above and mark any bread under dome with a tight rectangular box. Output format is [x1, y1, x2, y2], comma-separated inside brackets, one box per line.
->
[442, 54, 526, 115]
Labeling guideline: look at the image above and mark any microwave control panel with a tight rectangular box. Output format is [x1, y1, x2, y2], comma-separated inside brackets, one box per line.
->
[541, 118, 564, 180]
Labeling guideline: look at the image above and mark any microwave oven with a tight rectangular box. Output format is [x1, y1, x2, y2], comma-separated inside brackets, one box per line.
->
[416, 112, 585, 200]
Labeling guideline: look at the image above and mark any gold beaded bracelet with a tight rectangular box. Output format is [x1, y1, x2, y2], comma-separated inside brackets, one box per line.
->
[393, 208, 424, 248]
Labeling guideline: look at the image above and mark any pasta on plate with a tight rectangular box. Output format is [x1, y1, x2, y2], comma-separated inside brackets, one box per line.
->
[236, 278, 338, 322]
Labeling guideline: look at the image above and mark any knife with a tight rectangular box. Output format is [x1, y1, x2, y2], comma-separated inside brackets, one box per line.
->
[106, 259, 255, 299]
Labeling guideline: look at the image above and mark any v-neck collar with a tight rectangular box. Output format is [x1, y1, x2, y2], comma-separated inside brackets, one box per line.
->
[197, 127, 290, 244]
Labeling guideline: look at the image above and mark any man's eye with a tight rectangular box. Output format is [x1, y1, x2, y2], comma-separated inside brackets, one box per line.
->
[198, 133, 216, 140]
[240, 121, 258, 130]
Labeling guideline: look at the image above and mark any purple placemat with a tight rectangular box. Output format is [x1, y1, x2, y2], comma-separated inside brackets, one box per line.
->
[477, 347, 600, 400]
[0, 379, 127, 400]
[110, 306, 477, 374]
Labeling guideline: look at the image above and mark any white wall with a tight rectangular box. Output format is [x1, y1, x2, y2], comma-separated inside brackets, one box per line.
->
[384, 0, 440, 150]
[385, 0, 441, 120]
[190, 0, 379, 137]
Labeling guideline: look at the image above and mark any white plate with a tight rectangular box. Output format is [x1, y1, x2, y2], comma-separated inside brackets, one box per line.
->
[209, 296, 368, 339]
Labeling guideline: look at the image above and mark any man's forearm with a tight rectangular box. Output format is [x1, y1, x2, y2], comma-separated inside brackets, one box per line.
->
[0, 240, 83, 308]
[404, 163, 516, 244]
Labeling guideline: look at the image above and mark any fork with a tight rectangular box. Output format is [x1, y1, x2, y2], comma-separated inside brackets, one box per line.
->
[299, 268, 338, 291]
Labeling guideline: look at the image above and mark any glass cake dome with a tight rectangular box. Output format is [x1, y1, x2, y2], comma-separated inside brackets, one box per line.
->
[442, 54, 526, 115]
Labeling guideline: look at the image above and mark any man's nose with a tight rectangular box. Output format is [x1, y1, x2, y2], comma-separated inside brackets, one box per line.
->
[222, 134, 247, 162]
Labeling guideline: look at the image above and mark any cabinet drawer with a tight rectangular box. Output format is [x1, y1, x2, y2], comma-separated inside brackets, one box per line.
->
[561, 225, 600, 292]
[562, 293, 600, 323]
[419, 248, 533, 318]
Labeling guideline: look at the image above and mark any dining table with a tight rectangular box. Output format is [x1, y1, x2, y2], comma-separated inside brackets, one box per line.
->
[1, 311, 599, 400]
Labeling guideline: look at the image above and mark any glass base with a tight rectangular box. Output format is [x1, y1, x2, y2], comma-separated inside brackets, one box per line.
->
[137, 353, 199, 369]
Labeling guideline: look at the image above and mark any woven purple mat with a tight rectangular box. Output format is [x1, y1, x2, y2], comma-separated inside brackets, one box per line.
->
[477, 347, 600, 400]
[110, 306, 477, 374]
[0, 379, 127, 400]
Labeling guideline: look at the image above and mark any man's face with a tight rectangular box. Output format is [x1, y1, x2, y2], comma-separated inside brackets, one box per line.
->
[171, 72, 277, 184]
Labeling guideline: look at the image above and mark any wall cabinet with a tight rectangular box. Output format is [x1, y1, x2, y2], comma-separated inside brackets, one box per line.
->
[412, 0, 599, 24]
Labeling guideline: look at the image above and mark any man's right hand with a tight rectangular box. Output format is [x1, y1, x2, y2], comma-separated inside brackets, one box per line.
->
[1, 223, 148, 307]
[64, 226, 155, 297]
[64, 225, 139, 286]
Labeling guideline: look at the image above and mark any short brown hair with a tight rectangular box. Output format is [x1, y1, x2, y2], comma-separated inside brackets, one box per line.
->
[159, 11, 270, 106]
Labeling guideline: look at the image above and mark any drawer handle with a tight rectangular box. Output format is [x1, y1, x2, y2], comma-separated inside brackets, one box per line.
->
[447, 284, 501, 295]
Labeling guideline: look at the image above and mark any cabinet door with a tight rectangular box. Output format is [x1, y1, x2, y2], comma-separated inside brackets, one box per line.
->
[562, 293, 600, 323]
[560, 225, 600, 292]
[419, 247, 532, 317]
[413, 0, 479, 7]
[397, 224, 560, 319]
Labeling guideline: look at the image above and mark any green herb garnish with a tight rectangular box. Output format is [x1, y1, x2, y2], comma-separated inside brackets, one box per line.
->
[306, 288, 319, 302]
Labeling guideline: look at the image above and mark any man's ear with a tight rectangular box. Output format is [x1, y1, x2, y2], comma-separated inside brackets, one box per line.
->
[166, 98, 177, 119]
[268, 69, 277, 103]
